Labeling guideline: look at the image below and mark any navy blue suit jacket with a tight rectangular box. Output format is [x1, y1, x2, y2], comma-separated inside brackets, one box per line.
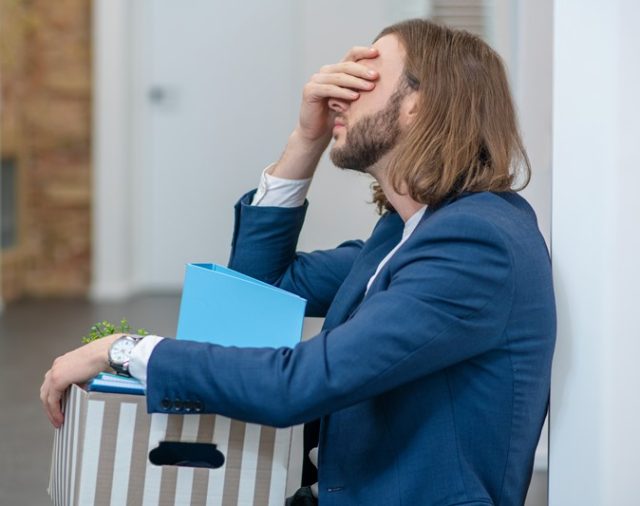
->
[147, 189, 556, 505]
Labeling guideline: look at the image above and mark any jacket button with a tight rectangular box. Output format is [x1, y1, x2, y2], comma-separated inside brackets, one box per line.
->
[173, 399, 183, 411]
[161, 398, 172, 410]
[193, 400, 203, 413]
[183, 401, 193, 413]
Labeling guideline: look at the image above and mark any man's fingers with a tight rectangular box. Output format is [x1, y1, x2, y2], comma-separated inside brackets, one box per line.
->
[40, 372, 52, 420]
[40, 378, 57, 427]
[304, 83, 360, 102]
[44, 400, 57, 427]
[40, 365, 65, 428]
[311, 72, 376, 92]
[40, 339, 114, 428]
[47, 389, 63, 428]
[318, 61, 378, 81]
[40, 383, 46, 405]
[342, 45, 378, 63]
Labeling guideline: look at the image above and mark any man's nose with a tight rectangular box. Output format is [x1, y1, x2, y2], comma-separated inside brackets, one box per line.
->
[328, 98, 349, 113]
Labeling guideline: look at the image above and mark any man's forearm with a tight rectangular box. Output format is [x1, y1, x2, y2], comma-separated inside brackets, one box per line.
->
[269, 128, 331, 180]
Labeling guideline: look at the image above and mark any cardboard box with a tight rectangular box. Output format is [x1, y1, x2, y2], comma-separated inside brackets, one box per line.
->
[49, 264, 308, 504]
[49, 385, 300, 505]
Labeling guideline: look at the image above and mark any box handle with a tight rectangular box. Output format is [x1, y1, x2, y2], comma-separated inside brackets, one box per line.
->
[149, 441, 225, 469]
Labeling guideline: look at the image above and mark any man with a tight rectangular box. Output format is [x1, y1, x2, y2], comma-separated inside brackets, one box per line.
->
[41, 19, 555, 505]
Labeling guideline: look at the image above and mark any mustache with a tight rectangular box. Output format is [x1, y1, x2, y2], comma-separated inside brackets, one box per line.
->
[334, 115, 348, 127]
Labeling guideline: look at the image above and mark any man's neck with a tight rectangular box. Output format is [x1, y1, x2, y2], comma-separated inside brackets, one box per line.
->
[368, 153, 424, 223]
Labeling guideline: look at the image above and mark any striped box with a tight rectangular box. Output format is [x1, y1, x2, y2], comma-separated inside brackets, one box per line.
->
[48, 385, 300, 505]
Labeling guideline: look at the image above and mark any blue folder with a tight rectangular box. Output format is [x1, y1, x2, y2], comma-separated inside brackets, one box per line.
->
[176, 263, 307, 348]
[87, 372, 145, 396]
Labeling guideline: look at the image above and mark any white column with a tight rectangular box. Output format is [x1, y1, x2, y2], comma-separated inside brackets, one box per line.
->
[514, 0, 553, 247]
[511, 0, 554, 475]
[91, 0, 134, 299]
[550, 1, 640, 504]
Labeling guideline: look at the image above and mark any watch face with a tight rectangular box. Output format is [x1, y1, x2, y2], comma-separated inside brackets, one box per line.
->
[111, 337, 136, 364]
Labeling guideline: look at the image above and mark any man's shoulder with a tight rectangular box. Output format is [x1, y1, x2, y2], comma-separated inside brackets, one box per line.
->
[430, 191, 538, 233]
[364, 191, 539, 250]
[447, 190, 533, 214]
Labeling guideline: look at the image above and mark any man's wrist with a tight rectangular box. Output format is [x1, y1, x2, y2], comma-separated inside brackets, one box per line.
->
[105, 333, 143, 376]
[251, 164, 311, 208]
[129, 335, 165, 386]
[98, 334, 123, 372]
[269, 129, 329, 180]
[291, 125, 332, 149]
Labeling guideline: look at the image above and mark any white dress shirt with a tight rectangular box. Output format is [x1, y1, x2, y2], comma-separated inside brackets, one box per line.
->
[129, 167, 426, 384]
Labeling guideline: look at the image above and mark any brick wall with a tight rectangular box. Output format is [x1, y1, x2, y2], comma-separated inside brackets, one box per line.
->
[1, 0, 92, 301]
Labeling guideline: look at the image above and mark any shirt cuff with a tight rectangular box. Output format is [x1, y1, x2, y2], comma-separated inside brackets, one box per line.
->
[129, 335, 165, 388]
[251, 163, 311, 207]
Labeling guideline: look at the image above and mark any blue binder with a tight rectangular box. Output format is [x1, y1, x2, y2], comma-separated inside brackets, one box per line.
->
[87, 372, 145, 396]
[176, 263, 307, 347]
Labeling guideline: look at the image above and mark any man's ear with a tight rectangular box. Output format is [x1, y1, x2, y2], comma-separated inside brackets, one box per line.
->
[401, 91, 420, 128]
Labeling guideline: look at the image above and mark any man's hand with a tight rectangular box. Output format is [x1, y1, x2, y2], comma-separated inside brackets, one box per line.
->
[270, 46, 380, 180]
[297, 45, 379, 143]
[40, 334, 122, 428]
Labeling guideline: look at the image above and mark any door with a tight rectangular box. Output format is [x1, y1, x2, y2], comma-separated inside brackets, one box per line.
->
[132, 0, 298, 290]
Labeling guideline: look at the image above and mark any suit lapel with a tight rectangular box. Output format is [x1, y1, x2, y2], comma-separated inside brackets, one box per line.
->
[323, 212, 403, 329]
[322, 205, 442, 330]
[361, 206, 438, 299]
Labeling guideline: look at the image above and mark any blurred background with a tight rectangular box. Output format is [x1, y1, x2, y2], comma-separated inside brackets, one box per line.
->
[1, 0, 554, 504]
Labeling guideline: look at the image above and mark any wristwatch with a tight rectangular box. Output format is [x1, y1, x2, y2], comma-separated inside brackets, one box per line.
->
[108, 334, 144, 377]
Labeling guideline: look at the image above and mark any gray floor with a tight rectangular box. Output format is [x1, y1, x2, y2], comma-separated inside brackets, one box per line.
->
[0, 295, 182, 505]
[0, 296, 547, 505]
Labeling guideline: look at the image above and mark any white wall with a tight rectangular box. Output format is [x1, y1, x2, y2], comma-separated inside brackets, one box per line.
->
[132, 0, 299, 291]
[93, 0, 300, 296]
[91, 0, 134, 299]
[92, 0, 433, 297]
[550, 0, 640, 504]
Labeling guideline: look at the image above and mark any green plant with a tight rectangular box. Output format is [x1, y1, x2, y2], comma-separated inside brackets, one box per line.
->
[82, 318, 150, 344]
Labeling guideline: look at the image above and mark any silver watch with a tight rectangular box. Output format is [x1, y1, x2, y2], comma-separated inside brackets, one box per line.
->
[108, 334, 144, 377]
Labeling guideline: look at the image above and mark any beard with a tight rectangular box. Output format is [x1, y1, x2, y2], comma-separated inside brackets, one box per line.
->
[330, 83, 408, 173]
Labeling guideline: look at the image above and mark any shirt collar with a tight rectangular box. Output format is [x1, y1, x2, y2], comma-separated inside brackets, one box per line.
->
[402, 206, 427, 240]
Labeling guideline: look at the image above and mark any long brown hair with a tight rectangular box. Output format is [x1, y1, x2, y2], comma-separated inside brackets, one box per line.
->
[372, 19, 530, 213]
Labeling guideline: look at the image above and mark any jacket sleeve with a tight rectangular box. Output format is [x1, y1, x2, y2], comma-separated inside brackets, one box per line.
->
[146, 210, 515, 427]
[228, 190, 364, 317]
